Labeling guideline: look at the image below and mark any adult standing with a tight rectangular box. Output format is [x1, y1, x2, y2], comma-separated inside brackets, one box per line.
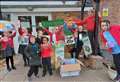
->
[81, 9, 101, 55]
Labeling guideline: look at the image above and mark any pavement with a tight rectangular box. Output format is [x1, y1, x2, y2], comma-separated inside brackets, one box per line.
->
[0, 52, 114, 82]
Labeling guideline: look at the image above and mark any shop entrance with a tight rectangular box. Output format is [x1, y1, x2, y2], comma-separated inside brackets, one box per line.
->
[12, 13, 51, 54]
[35, 16, 48, 28]
[18, 16, 48, 33]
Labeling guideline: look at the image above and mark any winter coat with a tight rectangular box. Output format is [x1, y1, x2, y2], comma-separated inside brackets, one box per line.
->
[0, 31, 16, 49]
[24, 43, 41, 66]
[100, 25, 120, 52]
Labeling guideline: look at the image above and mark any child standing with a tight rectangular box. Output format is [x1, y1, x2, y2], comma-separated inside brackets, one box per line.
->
[18, 27, 29, 66]
[100, 20, 120, 81]
[41, 37, 53, 77]
[70, 26, 85, 59]
[0, 28, 16, 71]
[36, 29, 44, 67]
[24, 36, 40, 80]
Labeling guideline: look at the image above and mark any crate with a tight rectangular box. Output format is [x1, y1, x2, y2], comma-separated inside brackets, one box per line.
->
[60, 59, 82, 77]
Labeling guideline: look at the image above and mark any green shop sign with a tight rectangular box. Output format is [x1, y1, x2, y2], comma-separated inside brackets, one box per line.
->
[40, 19, 64, 27]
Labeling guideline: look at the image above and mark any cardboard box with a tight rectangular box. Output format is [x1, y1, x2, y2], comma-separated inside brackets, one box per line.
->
[60, 59, 83, 77]
[60, 71, 80, 77]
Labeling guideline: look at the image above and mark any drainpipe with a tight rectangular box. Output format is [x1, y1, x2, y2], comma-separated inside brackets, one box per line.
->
[76, 0, 86, 58]
[94, 0, 101, 56]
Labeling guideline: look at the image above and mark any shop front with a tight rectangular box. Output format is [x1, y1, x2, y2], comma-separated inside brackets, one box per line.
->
[9, 13, 52, 53]
[1, 0, 93, 54]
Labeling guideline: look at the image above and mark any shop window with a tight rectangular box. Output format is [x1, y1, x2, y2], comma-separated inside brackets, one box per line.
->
[18, 16, 32, 29]
[35, 16, 48, 29]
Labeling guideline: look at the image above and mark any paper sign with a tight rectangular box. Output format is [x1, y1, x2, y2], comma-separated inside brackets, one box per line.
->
[102, 8, 109, 17]
[5, 23, 13, 30]
[12, 20, 20, 28]
[0, 23, 4, 29]
[82, 36, 92, 57]
[65, 35, 75, 45]
[0, 23, 4, 31]
[21, 22, 30, 28]
[0, 20, 13, 31]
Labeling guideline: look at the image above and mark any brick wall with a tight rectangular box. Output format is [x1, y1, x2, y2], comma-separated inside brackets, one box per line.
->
[52, 12, 81, 20]
[101, 0, 120, 24]
[52, 0, 120, 25]
[52, 12, 88, 20]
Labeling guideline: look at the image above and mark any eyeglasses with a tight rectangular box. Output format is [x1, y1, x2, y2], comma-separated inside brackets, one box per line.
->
[101, 24, 108, 27]
[43, 40, 47, 41]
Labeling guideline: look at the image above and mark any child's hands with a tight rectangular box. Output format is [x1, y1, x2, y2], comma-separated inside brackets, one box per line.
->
[106, 42, 115, 48]
[29, 57, 32, 60]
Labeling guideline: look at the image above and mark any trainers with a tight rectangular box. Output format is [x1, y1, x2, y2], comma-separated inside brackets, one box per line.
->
[39, 64, 42, 68]
[7, 68, 11, 72]
[114, 75, 120, 81]
[24, 63, 28, 67]
[115, 79, 120, 82]
[35, 75, 39, 78]
[28, 77, 32, 81]
[49, 72, 53, 76]
[42, 73, 46, 77]
[12, 66, 16, 70]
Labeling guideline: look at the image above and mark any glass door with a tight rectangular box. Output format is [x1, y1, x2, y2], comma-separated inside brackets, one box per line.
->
[35, 16, 48, 29]
[18, 16, 32, 33]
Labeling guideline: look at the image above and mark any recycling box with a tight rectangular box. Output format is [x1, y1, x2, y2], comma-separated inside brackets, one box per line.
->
[60, 59, 82, 77]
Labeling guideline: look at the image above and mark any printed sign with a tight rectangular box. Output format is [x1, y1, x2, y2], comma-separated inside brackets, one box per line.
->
[0, 23, 4, 31]
[102, 8, 109, 17]
[5, 23, 13, 30]
[82, 36, 92, 57]
[21, 22, 30, 28]
[0, 20, 13, 31]
[65, 35, 75, 45]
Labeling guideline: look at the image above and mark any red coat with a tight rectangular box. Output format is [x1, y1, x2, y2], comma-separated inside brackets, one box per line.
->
[41, 44, 52, 58]
[18, 28, 24, 36]
[43, 28, 64, 43]
[81, 16, 101, 32]
[0, 31, 16, 49]
[100, 25, 120, 50]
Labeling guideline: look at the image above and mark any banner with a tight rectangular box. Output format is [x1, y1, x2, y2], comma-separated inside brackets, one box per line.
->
[65, 35, 75, 45]
[40, 19, 64, 27]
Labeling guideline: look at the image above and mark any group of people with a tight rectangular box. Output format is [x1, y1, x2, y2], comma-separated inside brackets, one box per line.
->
[0, 9, 120, 81]
[18, 27, 54, 79]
